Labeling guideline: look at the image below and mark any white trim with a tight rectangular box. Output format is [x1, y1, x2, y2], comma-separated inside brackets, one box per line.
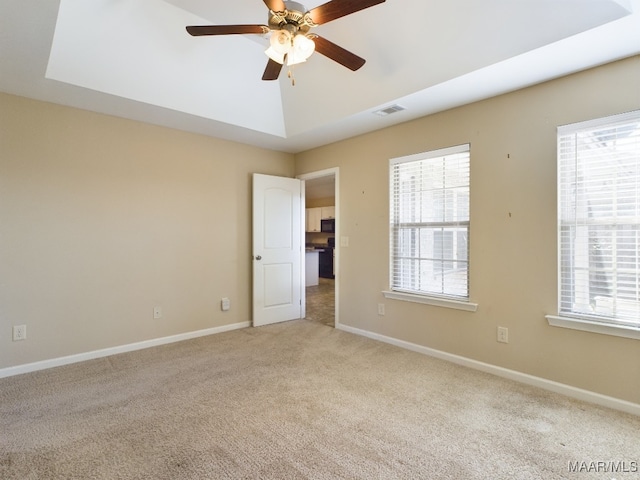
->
[297, 167, 340, 328]
[546, 315, 640, 340]
[0, 321, 250, 379]
[389, 145, 471, 300]
[558, 109, 640, 134]
[383, 290, 478, 312]
[555, 110, 640, 330]
[390, 143, 471, 165]
[336, 323, 640, 417]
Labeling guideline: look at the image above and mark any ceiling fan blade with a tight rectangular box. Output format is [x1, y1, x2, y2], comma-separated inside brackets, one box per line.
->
[186, 25, 269, 36]
[308, 0, 385, 25]
[263, 0, 287, 12]
[312, 35, 366, 71]
[262, 58, 284, 81]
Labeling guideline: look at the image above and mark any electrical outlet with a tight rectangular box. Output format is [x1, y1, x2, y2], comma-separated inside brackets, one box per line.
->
[221, 297, 231, 311]
[378, 303, 385, 315]
[497, 326, 509, 343]
[153, 306, 162, 319]
[13, 325, 27, 341]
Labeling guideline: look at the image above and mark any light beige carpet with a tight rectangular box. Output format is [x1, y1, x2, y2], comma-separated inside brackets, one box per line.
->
[1, 320, 639, 479]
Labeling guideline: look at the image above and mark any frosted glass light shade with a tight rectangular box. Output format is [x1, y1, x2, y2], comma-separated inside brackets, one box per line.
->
[294, 34, 315, 57]
[265, 31, 315, 67]
[265, 46, 286, 64]
[270, 30, 292, 54]
[287, 34, 315, 66]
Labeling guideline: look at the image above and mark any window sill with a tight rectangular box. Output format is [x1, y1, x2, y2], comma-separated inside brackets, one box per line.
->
[383, 291, 478, 312]
[546, 315, 640, 340]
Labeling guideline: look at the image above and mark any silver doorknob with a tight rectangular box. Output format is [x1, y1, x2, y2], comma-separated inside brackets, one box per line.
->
[255, 255, 262, 260]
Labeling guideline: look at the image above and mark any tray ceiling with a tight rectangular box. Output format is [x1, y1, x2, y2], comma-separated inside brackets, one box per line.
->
[1, 0, 639, 152]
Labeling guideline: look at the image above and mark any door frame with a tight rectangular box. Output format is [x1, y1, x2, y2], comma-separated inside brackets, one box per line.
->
[297, 167, 340, 327]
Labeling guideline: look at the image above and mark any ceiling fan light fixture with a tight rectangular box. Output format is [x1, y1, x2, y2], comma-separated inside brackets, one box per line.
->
[267, 30, 315, 66]
[287, 51, 306, 66]
[265, 46, 286, 64]
[187, 0, 388, 81]
[287, 35, 314, 65]
[269, 29, 292, 54]
[294, 33, 315, 57]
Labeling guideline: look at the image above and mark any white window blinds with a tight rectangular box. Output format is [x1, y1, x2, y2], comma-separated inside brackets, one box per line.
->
[558, 110, 640, 327]
[390, 144, 470, 299]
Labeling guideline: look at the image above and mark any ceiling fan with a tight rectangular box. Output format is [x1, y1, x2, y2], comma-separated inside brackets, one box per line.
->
[186, 0, 386, 82]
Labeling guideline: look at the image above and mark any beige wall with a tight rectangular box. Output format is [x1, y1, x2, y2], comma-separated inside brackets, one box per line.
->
[295, 56, 640, 404]
[0, 93, 294, 368]
[306, 197, 335, 209]
[2, 57, 640, 405]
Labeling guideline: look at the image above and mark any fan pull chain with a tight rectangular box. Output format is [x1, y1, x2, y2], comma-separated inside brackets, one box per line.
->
[287, 67, 296, 86]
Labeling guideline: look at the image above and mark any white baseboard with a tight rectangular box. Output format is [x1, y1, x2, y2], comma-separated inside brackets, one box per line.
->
[336, 323, 640, 417]
[0, 321, 251, 379]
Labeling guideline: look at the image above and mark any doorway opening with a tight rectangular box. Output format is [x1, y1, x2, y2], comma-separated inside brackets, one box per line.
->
[298, 168, 338, 328]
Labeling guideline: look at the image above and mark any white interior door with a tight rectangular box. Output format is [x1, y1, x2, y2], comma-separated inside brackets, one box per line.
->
[252, 173, 304, 327]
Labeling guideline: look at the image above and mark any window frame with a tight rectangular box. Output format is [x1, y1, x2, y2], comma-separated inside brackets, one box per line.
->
[547, 110, 640, 340]
[385, 144, 477, 312]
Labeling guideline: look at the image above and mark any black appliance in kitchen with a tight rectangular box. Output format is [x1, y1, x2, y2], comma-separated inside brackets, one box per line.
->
[321, 218, 335, 233]
[318, 237, 335, 279]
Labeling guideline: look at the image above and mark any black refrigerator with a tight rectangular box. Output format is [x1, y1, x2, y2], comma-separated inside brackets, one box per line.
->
[319, 237, 335, 279]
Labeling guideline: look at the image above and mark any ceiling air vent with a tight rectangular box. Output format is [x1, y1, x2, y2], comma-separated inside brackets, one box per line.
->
[373, 104, 406, 116]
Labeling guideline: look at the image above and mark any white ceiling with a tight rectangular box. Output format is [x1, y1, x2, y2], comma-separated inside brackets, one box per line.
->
[1, 0, 639, 153]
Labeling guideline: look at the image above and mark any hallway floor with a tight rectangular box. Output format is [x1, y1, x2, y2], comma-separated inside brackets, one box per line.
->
[305, 278, 335, 327]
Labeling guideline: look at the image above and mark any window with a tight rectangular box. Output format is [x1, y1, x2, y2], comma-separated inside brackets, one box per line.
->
[556, 110, 640, 330]
[389, 144, 470, 302]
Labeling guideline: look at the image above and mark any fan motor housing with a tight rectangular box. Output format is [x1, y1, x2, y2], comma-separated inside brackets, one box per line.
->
[269, 1, 313, 33]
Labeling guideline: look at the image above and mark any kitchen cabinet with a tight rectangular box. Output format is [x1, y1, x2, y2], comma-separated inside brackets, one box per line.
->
[306, 206, 335, 232]
[321, 206, 335, 219]
[306, 207, 322, 232]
